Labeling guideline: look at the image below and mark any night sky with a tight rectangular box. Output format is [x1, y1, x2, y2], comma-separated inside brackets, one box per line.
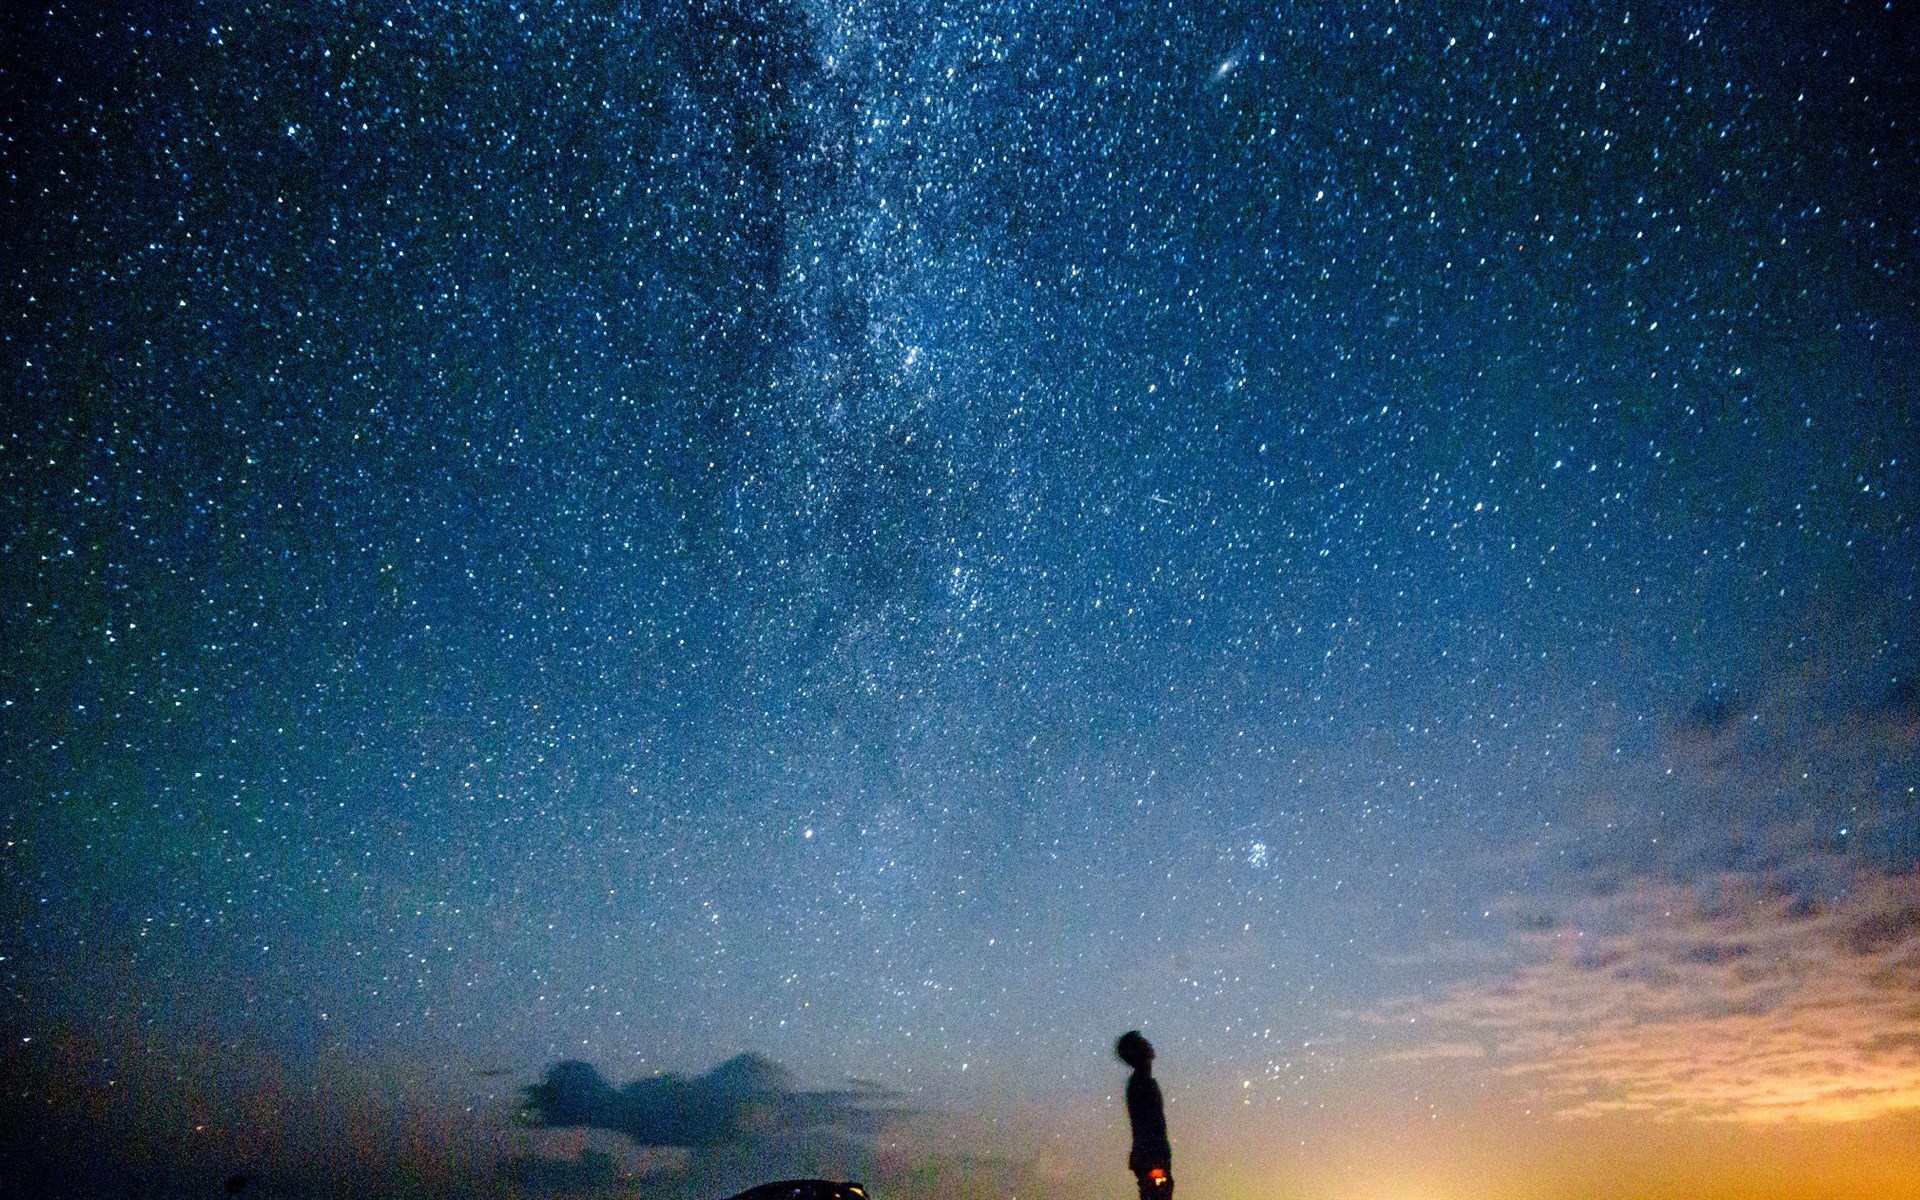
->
[3, 2, 1917, 1198]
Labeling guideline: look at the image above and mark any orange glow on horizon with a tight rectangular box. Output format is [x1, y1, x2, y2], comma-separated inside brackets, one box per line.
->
[1367, 867, 1920, 1128]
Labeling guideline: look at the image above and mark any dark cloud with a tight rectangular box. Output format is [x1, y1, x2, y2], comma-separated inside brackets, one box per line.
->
[1875, 676, 1918, 721]
[1847, 905, 1920, 957]
[1676, 941, 1752, 966]
[524, 1053, 898, 1150]
[1682, 685, 1749, 739]
[517, 1054, 921, 1200]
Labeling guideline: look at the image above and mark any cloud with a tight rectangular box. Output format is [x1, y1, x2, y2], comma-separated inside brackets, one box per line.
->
[516, 1056, 1062, 1200]
[1376, 867, 1920, 1124]
[523, 1052, 898, 1149]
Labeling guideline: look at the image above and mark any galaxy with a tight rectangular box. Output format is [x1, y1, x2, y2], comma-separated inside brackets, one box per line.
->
[3, 1, 1916, 1198]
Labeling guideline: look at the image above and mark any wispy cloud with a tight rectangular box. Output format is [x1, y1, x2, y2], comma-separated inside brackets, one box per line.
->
[1375, 1040, 1487, 1065]
[1376, 867, 1920, 1123]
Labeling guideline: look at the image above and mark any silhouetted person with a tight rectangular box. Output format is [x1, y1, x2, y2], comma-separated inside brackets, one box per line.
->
[1116, 1031, 1172, 1200]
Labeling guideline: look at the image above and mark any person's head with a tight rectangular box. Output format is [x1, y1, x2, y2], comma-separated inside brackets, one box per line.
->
[1115, 1030, 1154, 1070]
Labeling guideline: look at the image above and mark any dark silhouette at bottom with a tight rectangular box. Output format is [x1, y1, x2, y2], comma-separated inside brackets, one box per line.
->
[726, 1180, 869, 1200]
[1116, 1031, 1173, 1200]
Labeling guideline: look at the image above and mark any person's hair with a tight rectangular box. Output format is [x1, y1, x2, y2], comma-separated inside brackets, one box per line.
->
[1115, 1030, 1153, 1068]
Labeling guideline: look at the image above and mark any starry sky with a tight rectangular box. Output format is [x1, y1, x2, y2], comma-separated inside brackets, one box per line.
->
[3, 1, 1917, 1198]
